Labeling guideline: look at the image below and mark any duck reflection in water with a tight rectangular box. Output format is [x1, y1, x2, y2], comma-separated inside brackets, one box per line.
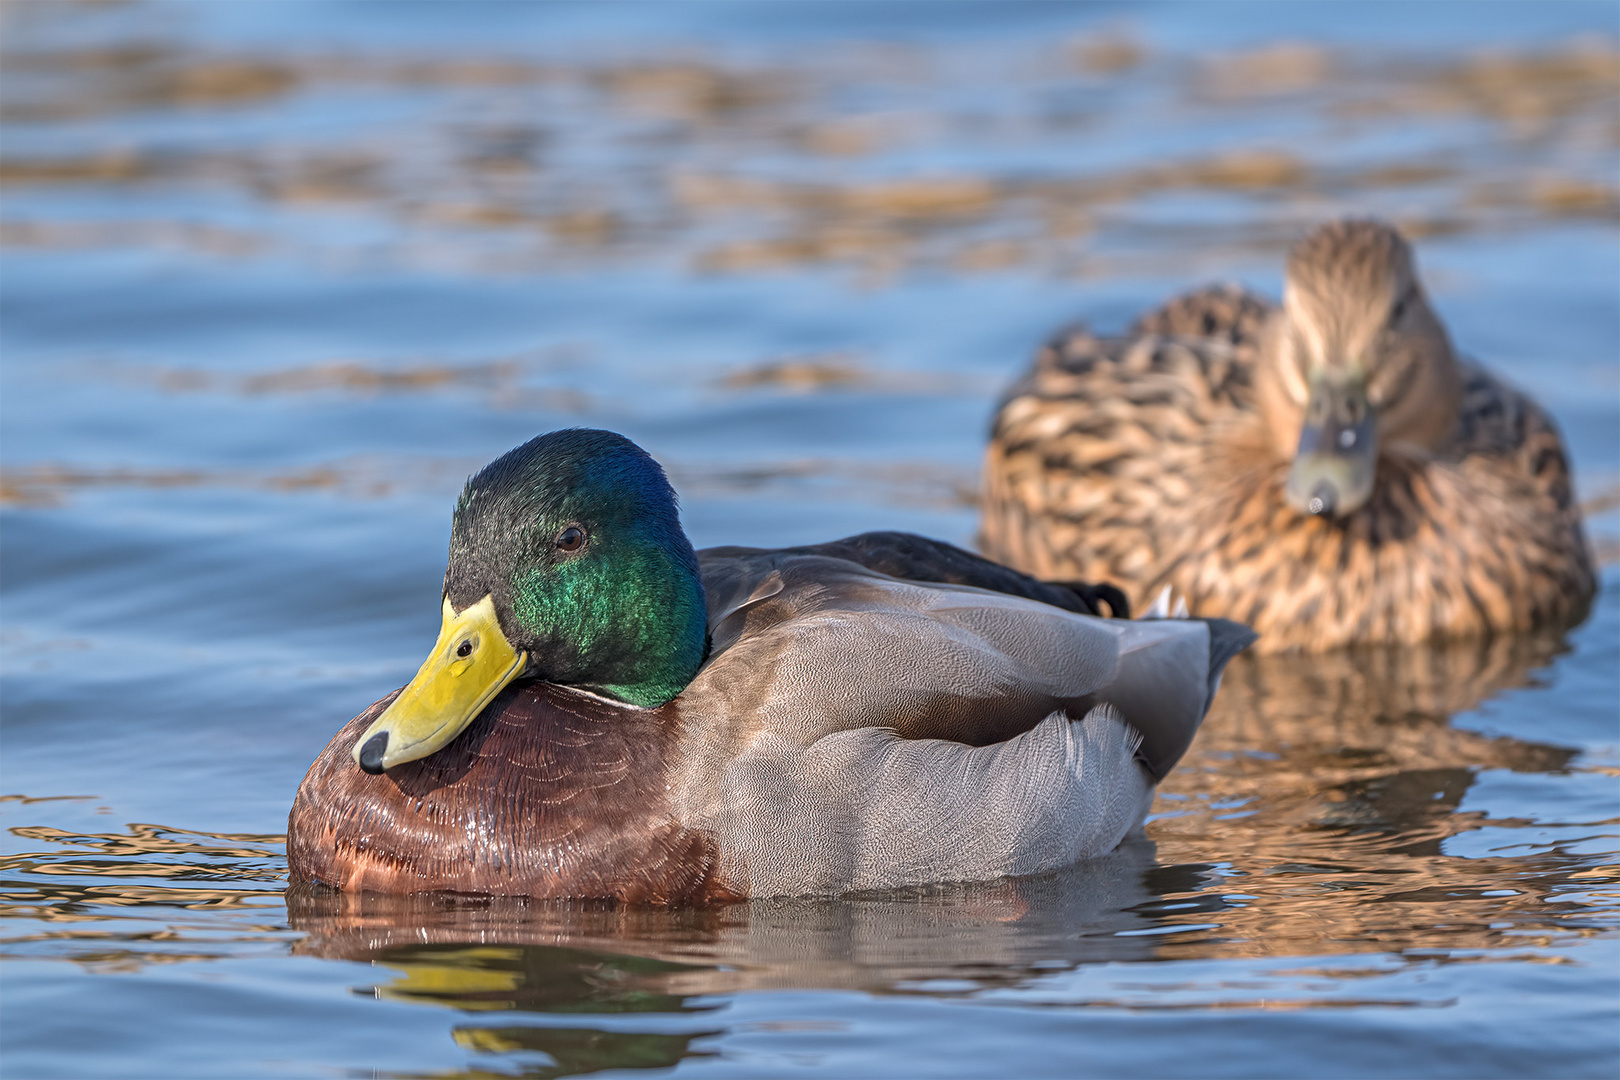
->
[288, 836, 1179, 1076]
[289, 832, 1172, 994]
[1176, 627, 1577, 854]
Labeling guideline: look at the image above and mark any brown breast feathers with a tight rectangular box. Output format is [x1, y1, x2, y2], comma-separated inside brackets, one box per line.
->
[286, 683, 740, 903]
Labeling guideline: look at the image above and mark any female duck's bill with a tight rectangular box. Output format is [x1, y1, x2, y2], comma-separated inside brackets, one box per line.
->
[1286, 373, 1376, 517]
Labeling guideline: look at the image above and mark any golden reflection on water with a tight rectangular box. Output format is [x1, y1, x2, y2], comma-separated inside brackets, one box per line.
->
[2, 21, 1614, 280]
[0, 454, 982, 514]
[0, 821, 284, 929]
[1148, 633, 1613, 959]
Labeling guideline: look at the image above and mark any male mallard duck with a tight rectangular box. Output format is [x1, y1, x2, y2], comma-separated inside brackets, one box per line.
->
[288, 429, 1253, 902]
[980, 218, 1595, 652]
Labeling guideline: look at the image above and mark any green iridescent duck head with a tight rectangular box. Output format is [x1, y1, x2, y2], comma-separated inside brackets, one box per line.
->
[354, 429, 708, 773]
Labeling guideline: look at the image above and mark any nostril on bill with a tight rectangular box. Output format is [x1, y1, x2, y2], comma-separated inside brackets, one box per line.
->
[357, 732, 389, 774]
[1306, 482, 1337, 517]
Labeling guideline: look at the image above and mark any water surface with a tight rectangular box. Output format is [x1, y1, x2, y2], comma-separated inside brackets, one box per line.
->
[3, 3, 1617, 1077]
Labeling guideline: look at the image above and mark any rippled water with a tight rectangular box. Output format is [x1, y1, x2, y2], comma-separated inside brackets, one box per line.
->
[3, 3, 1617, 1077]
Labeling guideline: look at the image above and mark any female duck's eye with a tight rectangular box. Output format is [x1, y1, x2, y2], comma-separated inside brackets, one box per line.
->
[555, 526, 585, 552]
[1388, 291, 1412, 327]
[456, 639, 474, 658]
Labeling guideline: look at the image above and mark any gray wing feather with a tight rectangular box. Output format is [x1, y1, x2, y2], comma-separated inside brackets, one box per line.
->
[714, 704, 1153, 898]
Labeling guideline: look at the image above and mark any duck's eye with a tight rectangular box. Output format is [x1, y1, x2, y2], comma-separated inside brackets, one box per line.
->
[1388, 290, 1413, 327]
[456, 638, 474, 658]
[555, 526, 585, 552]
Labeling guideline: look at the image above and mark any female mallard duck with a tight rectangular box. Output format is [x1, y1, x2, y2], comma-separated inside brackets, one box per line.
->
[288, 429, 1253, 902]
[980, 218, 1595, 652]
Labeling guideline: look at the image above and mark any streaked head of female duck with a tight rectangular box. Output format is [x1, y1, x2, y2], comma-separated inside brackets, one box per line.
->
[352, 428, 708, 773]
[1256, 218, 1464, 519]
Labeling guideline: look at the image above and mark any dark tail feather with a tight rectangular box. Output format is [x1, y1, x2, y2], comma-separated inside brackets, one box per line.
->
[1197, 617, 1258, 714]
[1052, 579, 1131, 619]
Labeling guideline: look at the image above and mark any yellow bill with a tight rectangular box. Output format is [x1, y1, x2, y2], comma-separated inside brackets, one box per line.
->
[353, 594, 527, 773]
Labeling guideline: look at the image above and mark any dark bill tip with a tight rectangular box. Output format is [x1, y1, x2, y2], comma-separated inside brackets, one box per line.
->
[357, 732, 389, 774]
[1306, 482, 1337, 517]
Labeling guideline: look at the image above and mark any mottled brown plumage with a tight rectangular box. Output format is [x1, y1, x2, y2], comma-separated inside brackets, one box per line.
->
[980, 219, 1595, 651]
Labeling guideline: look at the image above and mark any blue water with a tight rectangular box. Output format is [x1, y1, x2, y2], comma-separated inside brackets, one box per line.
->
[2, 2, 1617, 1076]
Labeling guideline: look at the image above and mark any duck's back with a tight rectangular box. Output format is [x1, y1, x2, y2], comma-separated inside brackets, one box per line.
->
[980, 287, 1594, 650]
[688, 547, 1126, 747]
[667, 544, 1245, 897]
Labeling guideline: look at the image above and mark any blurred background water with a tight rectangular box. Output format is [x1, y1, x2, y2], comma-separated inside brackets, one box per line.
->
[2, 2, 1617, 1077]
